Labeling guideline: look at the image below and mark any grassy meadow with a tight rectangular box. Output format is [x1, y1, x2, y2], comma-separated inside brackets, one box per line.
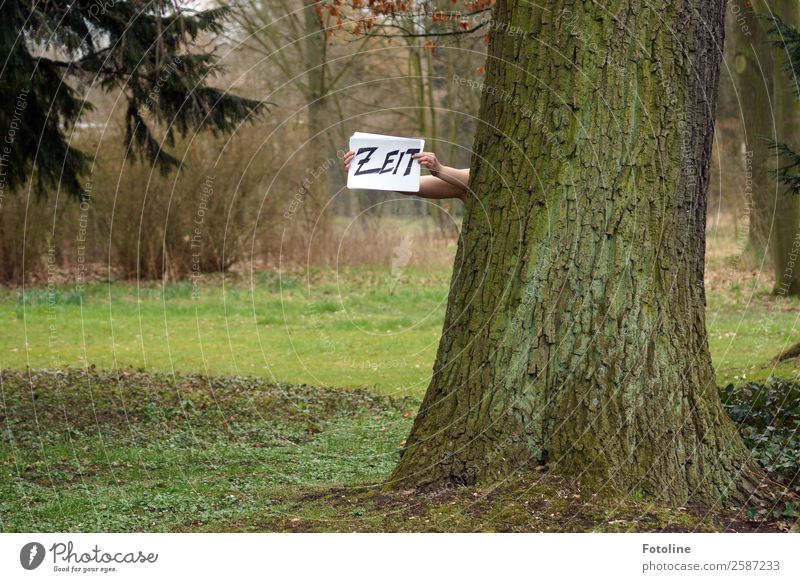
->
[1, 217, 799, 532]
[1, 219, 799, 393]
[0, 267, 449, 397]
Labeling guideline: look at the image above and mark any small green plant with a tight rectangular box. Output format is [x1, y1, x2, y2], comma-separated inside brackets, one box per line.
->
[720, 377, 800, 520]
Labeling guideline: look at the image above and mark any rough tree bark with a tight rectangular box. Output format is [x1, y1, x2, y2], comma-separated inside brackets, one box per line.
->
[389, 0, 764, 505]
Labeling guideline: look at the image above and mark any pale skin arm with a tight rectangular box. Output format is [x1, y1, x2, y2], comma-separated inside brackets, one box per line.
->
[343, 150, 468, 202]
[413, 152, 469, 192]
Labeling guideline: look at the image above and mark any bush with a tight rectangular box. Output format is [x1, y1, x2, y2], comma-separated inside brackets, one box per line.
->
[87, 124, 287, 280]
[0, 193, 55, 285]
[720, 377, 800, 516]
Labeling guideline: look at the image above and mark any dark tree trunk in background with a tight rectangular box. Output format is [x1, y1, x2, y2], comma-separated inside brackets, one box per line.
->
[730, 0, 776, 263]
[303, 0, 332, 240]
[390, 0, 763, 505]
[771, 0, 800, 296]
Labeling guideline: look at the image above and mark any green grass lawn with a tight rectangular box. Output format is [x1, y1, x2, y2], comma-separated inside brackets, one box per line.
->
[0, 369, 416, 531]
[2, 238, 800, 532]
[0, 369, 778, 532]
[0, 267, 451, 397]
[1, 263, 799, 395]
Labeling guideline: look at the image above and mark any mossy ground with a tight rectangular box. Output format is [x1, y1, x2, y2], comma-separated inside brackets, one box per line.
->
[1, 369, 792, 532]
[227, 476, 785, 533]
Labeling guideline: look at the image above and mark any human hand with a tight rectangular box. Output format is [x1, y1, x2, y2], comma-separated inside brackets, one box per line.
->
[412, 152, 442, 176]
[343, 150, 355, 172]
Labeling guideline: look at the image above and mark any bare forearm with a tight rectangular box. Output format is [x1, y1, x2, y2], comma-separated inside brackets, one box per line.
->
[412, 152, 469, 199]
[433, 166, 469, 190]
[396, 176, 465, 201]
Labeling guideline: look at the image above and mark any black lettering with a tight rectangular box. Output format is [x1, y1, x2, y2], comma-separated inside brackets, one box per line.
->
[354, 147, 380, 175]
[379, 150, 399, 173]
[403, 148, 420, 176]
[393, 151, 405, 174]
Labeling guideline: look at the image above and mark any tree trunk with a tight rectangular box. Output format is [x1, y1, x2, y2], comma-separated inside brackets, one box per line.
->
[303, 0, 332, 249]
[408, 39, 453, 237]
[389, 0, 763, 506]
[771, 0, 800, 297]
[729, 0, 776, 263]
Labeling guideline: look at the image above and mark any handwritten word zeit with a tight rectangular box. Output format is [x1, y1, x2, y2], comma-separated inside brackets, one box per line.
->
[352, 147, 421, 177]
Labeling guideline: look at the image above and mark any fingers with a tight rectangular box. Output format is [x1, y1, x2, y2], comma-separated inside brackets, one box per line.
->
[418, 153, 435, 169]
[412, 152, 438, 170]
[343, 150, 355, 172]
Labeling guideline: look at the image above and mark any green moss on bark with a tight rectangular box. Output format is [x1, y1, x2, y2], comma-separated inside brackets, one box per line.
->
[389, 0, 766, 506]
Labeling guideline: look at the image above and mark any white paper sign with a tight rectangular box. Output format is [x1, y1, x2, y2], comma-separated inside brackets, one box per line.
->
[346, 132, 425, 192]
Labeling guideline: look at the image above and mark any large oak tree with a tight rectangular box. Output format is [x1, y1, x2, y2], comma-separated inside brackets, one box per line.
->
[389, 0, 765, 505]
